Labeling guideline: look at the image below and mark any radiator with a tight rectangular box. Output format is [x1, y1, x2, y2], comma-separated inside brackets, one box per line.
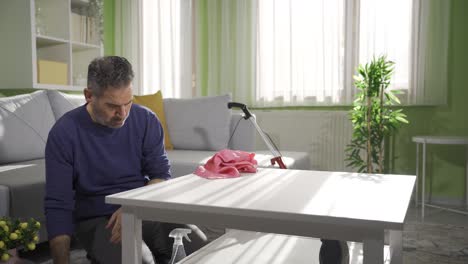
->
[254, 110, 353, 172]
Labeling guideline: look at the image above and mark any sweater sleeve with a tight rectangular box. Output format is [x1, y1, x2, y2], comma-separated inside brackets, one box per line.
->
[141, 112, 171, 180]
[44, 124, 75, 240]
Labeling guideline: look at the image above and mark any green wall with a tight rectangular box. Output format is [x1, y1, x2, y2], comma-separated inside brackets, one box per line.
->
[393, 0, 468, 200]
[103, 0, 115, 55]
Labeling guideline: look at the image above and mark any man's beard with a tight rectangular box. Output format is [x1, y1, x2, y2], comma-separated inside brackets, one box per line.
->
[92, 105, 128, 128]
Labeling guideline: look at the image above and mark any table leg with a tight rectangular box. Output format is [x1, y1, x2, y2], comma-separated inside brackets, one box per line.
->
[415, 143, 419, 207]
[122, 207, 142, 264]
[389, 230, 402, 264]
[422, 142, 426, 221]
[363, 234, 384, 264]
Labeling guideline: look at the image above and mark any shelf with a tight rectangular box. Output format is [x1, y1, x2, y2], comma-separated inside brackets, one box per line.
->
[71, 0, 90, 8]
[72, 41, 101, 51]
[34, 83, 84, 91]
[34, 83, 71, 90]
[36, 35, 68, 48]
[0, 0, 102, 90]
[72, 85, 87, 90]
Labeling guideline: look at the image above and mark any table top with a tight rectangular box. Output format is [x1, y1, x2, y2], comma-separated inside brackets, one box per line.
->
[107, 168, 415, 231]
[412, 136, 468, 145]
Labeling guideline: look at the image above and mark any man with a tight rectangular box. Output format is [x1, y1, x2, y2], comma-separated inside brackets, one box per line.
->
[45, 56, 187, 264]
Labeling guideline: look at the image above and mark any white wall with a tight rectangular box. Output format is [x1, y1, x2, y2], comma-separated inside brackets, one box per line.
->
[253, 110, 354, 172]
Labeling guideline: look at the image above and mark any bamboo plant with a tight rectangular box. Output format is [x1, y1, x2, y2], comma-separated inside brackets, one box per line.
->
[346, 55, 408, 173]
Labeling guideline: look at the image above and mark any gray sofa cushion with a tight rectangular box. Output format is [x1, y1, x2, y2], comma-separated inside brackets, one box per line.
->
[0, 159, 45, 218]
[254, 150, 311, 170]
[166, 150, 214, 177]
[47, 90, 86, 120]
[0, 91, 55, 164]
[166, 150, 310, 178]
[164, 95, 232, 151]
[0, 159, 47, 241]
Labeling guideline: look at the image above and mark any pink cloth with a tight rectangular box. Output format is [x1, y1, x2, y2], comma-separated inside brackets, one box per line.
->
[194, 149, 258, 179]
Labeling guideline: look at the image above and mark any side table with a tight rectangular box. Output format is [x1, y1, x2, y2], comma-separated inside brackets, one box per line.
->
[412, 136, 468, 220]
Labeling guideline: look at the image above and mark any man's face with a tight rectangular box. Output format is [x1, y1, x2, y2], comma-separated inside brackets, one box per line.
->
[86, 84, 133, 128]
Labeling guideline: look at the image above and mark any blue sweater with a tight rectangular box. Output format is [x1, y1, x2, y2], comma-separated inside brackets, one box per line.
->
[44, 104, 171, 239]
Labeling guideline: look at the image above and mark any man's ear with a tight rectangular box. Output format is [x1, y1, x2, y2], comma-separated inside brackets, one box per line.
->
[84, 88, 92, 103]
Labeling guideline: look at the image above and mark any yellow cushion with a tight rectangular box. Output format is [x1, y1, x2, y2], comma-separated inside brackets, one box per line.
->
[133, 91, 174, 150]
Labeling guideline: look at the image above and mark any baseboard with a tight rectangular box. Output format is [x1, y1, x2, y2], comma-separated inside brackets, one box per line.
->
[419, 195, 467, 207]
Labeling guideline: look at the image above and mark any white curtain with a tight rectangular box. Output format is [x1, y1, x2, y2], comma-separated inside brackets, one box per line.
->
[359, 0, 412, 91]
[257, 0, 346, 106]
[254, 0, 450, 106]
[141, 0, 193, 98]
[409, 0, 450, 105]
[115, 0, 143, 94]
[195, 0, 256, 105]
[126, 0, 449, 104]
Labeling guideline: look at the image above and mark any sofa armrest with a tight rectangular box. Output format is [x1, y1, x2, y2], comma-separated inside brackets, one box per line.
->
[228, 113, 256, 152]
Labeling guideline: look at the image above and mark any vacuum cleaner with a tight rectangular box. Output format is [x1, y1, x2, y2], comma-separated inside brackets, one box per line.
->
[227, 102, 286, 169]
[228, 102, 350, 264]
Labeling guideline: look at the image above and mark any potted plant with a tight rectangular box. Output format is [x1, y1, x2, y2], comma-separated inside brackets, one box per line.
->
[346, 55, 408, 173]
[0, 218, 40, 263]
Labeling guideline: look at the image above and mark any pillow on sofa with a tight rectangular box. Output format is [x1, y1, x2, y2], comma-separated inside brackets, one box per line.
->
[0, 90, 56, 164]
[163, 94, 232, 151]
[133, 91, 174, 150]
[47, 90, 86, 120]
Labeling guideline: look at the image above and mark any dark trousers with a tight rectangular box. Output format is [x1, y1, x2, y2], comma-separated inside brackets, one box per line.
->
[76, 217, 191, 264]
[319, 239, 349, 264]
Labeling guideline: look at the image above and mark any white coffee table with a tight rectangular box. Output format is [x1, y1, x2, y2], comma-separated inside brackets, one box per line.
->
[412, 136, 468, 219]
[106, 168, 415, 264]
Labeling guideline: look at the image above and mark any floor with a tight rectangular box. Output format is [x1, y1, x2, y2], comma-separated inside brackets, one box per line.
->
[16, 204, 468, 263]
[406, 203, 468, 227]
[403, 203, 468, 264]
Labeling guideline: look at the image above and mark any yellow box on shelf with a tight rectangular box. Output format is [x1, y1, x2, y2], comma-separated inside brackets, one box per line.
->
[37, 60, 68, 85]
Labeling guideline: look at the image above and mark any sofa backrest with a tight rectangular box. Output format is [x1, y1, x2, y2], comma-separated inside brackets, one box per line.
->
[0, 90, 56, 164]
[163, 94, 233, 151]
[228, 113, 256, 151]
[0, 90, 256, 164]
[48, 91, 257, 152]
[47, 91, 256, 151]
[163, 95, 256, 152]
[47, 90, 86, 120]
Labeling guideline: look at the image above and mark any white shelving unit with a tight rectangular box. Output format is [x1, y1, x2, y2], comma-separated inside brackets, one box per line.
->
[0, 0, 103, 91]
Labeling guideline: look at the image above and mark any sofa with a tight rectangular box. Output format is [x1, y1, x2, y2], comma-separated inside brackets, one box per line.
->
[0, 90, 310, 242]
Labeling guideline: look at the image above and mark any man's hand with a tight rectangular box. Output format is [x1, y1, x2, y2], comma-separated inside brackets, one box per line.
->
[147, 178, 165, 185]
[106, 207, 122, 243]
[105, 179, 164, 244]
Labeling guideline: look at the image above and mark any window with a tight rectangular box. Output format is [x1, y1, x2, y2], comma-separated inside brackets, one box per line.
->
[140, 0, 448, 105]
[359, 0, 412, 91]
[256, 0, 414, 106]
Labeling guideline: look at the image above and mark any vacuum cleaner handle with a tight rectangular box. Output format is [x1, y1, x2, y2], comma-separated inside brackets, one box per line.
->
[227, 102, 252, 119]
[227, 102, 287, 169]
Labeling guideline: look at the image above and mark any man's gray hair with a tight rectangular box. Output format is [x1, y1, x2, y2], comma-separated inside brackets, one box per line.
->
[87, 56, 134, 96]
